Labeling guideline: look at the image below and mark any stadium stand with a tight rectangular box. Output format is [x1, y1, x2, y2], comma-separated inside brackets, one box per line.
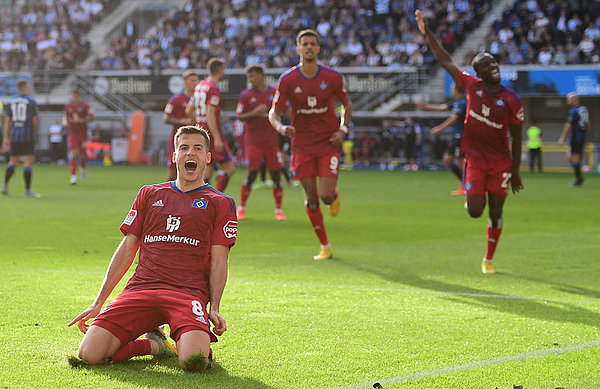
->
[479, 0, 600, 65]
[96, 0, 493, 70]
[0, 0, 122, 72]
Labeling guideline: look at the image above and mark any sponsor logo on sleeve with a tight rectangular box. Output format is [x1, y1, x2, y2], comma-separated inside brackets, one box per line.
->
[193, 199, 208, 209]
[516, 107, 525, 122]
[223, 220, 238, 239]
[123, 209, 137, 226]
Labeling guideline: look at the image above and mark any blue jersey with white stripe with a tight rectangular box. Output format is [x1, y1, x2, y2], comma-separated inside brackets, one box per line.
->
[4, 94, 38, 142]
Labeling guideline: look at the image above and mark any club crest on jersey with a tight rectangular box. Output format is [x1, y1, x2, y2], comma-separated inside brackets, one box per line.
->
[193, 199, 208, 209]
[123, 210, 137, 226]
[319, 81, 328, 90]
[481, 104, 490, 117]
[496, 99, 505, 106]
[223, 220, 238, 238]
[166, 215, 181, 232]
[465, 182, 472, 191]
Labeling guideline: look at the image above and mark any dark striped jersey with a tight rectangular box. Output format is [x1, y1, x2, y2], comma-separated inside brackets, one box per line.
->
[568, 105, 589, 144]
[4, 94, 38, 142]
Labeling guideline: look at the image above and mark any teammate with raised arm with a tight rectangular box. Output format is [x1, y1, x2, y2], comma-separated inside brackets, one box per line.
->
[68, 126, 237, 371]
[269, 29, 352, 260]
[163, 70, 198, 180]
[416, 10, 524, 274]
[186, 58, 235, 192]
[236, 64, 287, 221]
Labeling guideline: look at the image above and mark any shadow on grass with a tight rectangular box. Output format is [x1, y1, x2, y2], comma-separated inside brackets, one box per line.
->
[337, 260, 600, 329]
[71, 356, 276, 389]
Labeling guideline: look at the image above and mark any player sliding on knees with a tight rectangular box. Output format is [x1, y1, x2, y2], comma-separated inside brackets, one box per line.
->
[416, 10, 524, 274]
[269, 29, 353, 260]
[68, 126, 237, 371]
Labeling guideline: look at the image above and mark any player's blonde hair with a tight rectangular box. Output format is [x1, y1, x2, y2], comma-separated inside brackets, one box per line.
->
[296, 29, 319, 46]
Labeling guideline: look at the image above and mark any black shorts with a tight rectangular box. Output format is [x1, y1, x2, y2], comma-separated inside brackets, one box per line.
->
[10, 141, 35, 156]
[570, 142, 584, 155]
[380, 138, 392, 153]
[447, 137, 463, 158]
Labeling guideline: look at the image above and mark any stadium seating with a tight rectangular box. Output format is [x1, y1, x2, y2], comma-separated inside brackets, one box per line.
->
[0, 0, 122, 72]
[482, 0, 600, 65]
[96, 0, 493, 70]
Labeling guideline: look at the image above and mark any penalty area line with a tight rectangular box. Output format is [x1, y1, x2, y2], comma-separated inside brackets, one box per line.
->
[334, 338, 600, 389]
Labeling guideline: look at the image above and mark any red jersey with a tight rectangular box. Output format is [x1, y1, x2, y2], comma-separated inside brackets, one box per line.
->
[273, 64, 348, 155]
[192, 79, 222, 137]
[236, 86, 278, 148]
[164, 93, 191, 132]
[120, 182, 237, 302]
[457, 71, 524, 163]
[64, 101, 93, 138]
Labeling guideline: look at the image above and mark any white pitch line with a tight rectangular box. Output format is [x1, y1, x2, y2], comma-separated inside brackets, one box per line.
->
[335, 338, 600, 389]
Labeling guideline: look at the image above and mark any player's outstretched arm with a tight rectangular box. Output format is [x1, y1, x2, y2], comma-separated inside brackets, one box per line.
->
[68, 234, 140, 333]
[415, 101, 449, 111]
[431, 114, 458, 135]
[415, 10, 460, 84]
[509, 124, 524, 193]
[209, 245, 229, 336]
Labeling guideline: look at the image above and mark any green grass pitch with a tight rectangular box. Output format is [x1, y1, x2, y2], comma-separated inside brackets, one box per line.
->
[0, 164, 599, 388]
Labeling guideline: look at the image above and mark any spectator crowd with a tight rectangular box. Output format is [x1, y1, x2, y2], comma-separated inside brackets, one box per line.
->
[479, 0, 600, 65]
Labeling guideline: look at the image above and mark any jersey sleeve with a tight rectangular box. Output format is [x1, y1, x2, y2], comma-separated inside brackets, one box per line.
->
[211, 197, 237, 248]
[30, 98, 39, 116]
[164, 95, 177, 115]
[334, 73, 348, 101]
[507, 92, 524, 125]
[456, 70, 475, 91]
[236, 92, 247, 114]
[208, 88, 221, 107]
[120, 186, 146, 237]
[273, 75, 289, 111]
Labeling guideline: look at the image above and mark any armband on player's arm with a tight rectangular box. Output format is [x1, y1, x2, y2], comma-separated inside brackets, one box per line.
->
[338, 125, 349, 134]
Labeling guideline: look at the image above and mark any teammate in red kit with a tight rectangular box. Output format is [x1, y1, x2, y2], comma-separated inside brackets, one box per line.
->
[416, 10, 524, 274]
[236, 64, 287, 221]
[269, 29, 353, 260]
[163, 70, 199, 180]
[186, 57, 235, 192]
[68, 126, 237, 371]
[64, 89, 93, 185]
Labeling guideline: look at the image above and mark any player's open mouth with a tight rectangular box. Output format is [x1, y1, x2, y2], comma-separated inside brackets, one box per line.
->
[184, 160, 197, 172]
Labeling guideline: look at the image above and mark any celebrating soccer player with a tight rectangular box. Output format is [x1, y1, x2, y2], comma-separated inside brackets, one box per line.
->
[163, 70, 199, 181]
[186, 57, 235, 192]
[68, 126, 237, 371]
[558, 92, 589, 187]
[236, 64, 288, 221]
[416, 10, 524, 274]
[64, 89, 94, 185]
[269, 29, 353, 260]
[2, 79, 40, 197]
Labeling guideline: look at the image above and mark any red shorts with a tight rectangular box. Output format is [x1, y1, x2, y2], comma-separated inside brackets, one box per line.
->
[246, 144, 283, 170]
[67, 134, 87, 152]
[209, 141, 233, 165]
[464, 159, 512, 197]
[92, 289, 217, 345]
[291, 150, 340, 179]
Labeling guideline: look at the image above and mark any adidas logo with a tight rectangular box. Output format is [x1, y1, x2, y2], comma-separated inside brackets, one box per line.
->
[294, 86, 302, 94]
[152, 200, 164, 207]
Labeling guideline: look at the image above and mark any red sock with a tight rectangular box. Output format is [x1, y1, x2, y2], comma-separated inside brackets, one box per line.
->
[240, 184, 251, 206]
[272, 187, 283, 209]
[216, 174, 230, 192]
[80, 159, 86, 169]
[306, 206, 329, 246]
[69, 159, 77, 175]
[112, 339, 152, 363]
[485, 226, 502, 260]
